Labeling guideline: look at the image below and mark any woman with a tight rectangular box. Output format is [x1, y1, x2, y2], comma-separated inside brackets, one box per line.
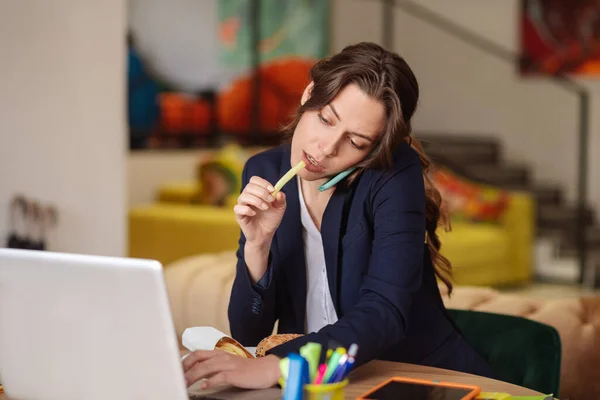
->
[183, 42, 492, 389]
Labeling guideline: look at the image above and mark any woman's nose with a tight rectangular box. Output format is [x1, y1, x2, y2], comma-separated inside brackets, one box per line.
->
[318, 137, 339, 158]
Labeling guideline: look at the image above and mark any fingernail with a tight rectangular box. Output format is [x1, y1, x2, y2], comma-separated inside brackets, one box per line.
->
[251, 210, 257, 216]
[200, 382, 207, 389]
[267, 185, 274, 192]
[261, 203, 268, 210]
[267, 195, 275, 202]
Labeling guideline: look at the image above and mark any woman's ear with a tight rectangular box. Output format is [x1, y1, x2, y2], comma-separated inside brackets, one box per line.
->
[301, 81, 314, 106]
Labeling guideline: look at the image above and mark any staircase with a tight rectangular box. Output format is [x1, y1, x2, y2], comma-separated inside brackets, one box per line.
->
[416, 132, 600, 284]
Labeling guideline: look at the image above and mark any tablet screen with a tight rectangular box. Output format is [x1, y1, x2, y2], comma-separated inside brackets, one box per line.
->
[362, 380, 474, 400]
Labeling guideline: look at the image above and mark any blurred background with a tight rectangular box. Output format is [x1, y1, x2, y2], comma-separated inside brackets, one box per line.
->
[2, 0, 600, 291]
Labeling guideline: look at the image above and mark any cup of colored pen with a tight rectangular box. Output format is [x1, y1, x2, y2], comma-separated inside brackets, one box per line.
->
[280, 343, 358, 400]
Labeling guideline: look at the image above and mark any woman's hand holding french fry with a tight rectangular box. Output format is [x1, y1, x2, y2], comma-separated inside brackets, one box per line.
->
[233, 175, 287, 246]
[233, 162, 304, 283]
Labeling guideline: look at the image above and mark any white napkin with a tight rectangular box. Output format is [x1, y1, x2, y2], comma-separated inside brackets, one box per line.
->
[182, 326, 256, 358]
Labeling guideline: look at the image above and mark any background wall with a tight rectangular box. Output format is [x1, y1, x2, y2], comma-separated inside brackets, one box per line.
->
[0, 0, 127, 256]
[128, 151, 208, 205]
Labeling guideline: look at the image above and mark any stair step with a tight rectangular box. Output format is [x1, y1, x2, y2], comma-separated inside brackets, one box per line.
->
[499, 183, 533, 192]
[560, 226, 600, 247]
[557, 245, 600, 259]
[537, 205, 596, 230]
[537, 227, 569, 239]
[426, 146, 499, 165]
[531, 185, 563, 207]
[417, 132, 501, 164]
[463, 163, 531, 187]
[416, 132, 500, 148]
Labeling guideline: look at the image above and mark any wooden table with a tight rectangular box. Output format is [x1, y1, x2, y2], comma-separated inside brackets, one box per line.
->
[0, 360, 544, 399]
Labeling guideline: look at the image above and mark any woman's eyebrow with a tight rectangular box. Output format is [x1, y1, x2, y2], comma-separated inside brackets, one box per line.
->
[328, 103, 341, 121]
[328, 103, 374, 142]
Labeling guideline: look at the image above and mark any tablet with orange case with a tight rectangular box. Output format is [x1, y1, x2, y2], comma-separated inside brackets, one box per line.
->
[357, 376, 481, 400]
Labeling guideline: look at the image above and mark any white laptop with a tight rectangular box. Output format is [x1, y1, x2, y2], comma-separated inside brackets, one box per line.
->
[0, 248, 197, 400]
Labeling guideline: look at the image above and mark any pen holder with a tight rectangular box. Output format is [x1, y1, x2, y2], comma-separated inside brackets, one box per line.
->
[280, 378, 349, 400]
[304, 379, 349, 400]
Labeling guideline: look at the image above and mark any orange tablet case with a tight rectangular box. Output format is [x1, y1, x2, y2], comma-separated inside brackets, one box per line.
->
[357, 376, 482, 399]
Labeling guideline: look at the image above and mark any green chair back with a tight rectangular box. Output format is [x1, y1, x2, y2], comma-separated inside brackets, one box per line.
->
[448, 309, 561, 396]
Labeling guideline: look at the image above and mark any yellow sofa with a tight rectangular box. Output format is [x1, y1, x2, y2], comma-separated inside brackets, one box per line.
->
[440, 191, 535, 286]
[128, 183, 534, 286]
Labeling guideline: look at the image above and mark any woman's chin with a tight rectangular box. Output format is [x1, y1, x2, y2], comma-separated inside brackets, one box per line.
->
[297, 169, 327, 182]
[297, 169, 315, 180]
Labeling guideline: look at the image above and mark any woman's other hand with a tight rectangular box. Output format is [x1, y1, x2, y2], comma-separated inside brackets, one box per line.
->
[182, 350, 281, 390]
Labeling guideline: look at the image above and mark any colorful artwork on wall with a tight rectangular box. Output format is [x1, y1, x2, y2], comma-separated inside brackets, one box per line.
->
[216, 0, 329, 137]
[127, 0, 330, 150]
[520, 0, 600, 76]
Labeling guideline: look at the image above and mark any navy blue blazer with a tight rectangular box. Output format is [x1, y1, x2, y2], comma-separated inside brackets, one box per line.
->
[228, 142, 492, 377]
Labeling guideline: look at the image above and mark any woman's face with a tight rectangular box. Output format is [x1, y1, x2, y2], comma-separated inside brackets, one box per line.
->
[290, 83, 385, 182]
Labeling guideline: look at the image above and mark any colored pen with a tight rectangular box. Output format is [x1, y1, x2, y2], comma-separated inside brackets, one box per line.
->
[279, 357, 290, 381]
[283, 353, 310, 400]
[329, 343, 358, 383]
[339, 343, 358, 379]
[314, 363, 328, 384]
[299, 342, 322, 383]
[326, 353, 348, 383]
[322, 347, 346, 383]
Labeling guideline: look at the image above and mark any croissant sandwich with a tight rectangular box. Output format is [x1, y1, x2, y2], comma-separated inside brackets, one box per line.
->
[255, 333, 303, 358]
[214, 337, 254, 358]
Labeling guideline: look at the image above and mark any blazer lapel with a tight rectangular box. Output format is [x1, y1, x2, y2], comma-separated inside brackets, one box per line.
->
[321, 185, 349, 317]
[275, 146, 307, 332]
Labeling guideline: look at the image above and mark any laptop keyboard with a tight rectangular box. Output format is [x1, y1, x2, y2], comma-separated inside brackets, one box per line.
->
[189, 395, 225, 400]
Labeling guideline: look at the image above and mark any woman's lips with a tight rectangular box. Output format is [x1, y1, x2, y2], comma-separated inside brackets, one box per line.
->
[302, 151, 325, 173]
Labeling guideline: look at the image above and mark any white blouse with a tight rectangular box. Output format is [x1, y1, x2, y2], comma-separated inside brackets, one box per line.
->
[297, 178, 339, 334]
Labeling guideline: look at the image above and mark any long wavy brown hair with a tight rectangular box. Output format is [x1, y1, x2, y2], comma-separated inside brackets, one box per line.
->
[283, 42, 453, 293]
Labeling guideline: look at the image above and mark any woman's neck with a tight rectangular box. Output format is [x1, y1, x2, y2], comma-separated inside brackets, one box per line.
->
[299, 177, 334, 200]
[299, 177, 335, 232]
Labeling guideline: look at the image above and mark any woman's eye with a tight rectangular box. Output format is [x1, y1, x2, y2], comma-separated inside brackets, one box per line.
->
[349, 138, 365, 150]
[318, 113, 331, 126]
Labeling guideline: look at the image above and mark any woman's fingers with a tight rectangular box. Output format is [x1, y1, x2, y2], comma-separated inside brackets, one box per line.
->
[185, 360, 235, 388]
[200, 371, 229, 389]
[249, 176, 275, 193]
[237, 192, 269, 211]
[244, 183, 275, 203]
[235, 177, 278, 213]
[182, 350, 219, 372]
[184, 354, 281, 390]
[272, 191, 286, 210]
[233, 204, 256, 218]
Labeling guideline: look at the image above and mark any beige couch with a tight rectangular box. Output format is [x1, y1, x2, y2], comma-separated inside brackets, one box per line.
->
[164, 252, 600, 400]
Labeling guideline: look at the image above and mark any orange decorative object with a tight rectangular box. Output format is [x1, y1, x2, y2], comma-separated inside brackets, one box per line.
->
[189, 101, 211, 133]
[431, 167, 511, 223]
[159, 92, 211, 134]
[217, 78, 284, 134]
[260, 57, 314, 100]
[216, 57, 314, 135]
